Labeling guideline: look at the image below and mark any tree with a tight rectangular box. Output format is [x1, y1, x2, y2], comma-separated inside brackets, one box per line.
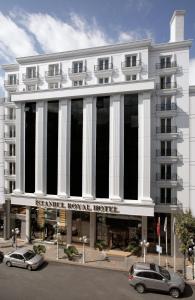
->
[175, 210, 195, 278]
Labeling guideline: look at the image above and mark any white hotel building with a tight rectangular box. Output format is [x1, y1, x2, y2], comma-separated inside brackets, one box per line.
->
[0, 10, 195, 255]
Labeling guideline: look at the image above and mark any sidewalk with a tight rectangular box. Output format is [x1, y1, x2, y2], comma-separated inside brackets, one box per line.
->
[0, 238, 195, 284]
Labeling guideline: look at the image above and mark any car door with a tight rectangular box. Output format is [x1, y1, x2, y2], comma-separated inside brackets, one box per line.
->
[16, 254, 26, 268]
[149, 272, 169, 292]
[9, 253, 19, 267]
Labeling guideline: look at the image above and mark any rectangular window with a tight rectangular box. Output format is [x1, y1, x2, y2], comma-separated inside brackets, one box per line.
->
[160, 188, 171, 204]
[125, 55, 137, 67]
[73, 80, 83, 87]
[25, 102, 36, 193]
[126, 74, 137, 81]
[98, 78, 109, 84]
[160, 118, 172, 133]
[70, 99, 83, 196]
[160, 76, 171, 89]
[8, 74, 17, 85]
[98, 58, 109, 70]
[160, 164, 171, 180]
[48, 64, 60, 76]
[161, 140, 172, 156]
[161, 96, 172, 111]
[9, 181, 15, 193]
[48, 83, 59, 89]
[160, 56, 171, 69]
[27, 85, 36, 91]
[26, 67, 36, 79]
[72, 61, 83, 73]
[47, 101, 59, 195]
[96, 97, 110, 198]
[124, 94, 138, 200]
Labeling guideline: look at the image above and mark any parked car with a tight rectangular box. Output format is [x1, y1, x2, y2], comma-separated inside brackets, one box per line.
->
[128, 262, 185, 298]
[4, 248, 44, 270]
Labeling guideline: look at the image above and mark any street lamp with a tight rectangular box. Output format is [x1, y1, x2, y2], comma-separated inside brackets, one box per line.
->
[79, 235, 88, 264]
[140, 240, 149, 263]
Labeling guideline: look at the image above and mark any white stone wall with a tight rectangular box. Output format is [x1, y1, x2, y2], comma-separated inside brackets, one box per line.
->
[189, 88, 195, 216]
[0, 98, 4, 204]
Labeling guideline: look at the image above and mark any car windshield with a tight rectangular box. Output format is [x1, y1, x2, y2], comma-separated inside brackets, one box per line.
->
[158, 266, 171, 280]
[23, 250, 36, 260]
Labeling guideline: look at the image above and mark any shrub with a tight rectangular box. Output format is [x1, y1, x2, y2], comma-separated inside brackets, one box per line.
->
[64, 245, 80, 260]
[95, 240, 107, 251]
[33, 244, 46, 255]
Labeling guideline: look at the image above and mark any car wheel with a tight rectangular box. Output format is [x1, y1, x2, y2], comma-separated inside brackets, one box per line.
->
[6, 261, 12, 267]
[135, 284, 145, 294]
[170, 288, 180, 298]
[27, 264, 32, 271]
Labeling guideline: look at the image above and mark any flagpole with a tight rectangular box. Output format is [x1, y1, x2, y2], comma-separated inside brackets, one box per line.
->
[165, 227, 168, 269]
[158, 217, 161, 266]
[164, 217, 168, 269]
[173, 217, 176, 272]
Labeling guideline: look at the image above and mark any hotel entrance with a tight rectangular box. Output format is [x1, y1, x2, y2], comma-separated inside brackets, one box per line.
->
[96, 214, 142, 250]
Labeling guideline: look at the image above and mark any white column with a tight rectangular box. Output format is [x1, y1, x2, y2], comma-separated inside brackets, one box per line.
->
[58, 99, 71, 197]
[89, 212, 96, 248]
[82, 96, 96, 199]
[109, 94, 124, 201]
[15, 102, 25, 193]
[138, 93, 152, 202]
[35, 101, 47, 195]
[25, 206, 31, 243]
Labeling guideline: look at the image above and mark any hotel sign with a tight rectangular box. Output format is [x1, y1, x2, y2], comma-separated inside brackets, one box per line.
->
[36, 199, 119, 214]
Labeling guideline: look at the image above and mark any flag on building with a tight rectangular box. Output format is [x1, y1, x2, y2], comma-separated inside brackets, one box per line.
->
[164, 217, 167, 232]
[156, 217, 160, 237]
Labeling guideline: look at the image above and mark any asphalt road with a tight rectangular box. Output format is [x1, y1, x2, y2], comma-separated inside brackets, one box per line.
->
[0, 261, 194, 300]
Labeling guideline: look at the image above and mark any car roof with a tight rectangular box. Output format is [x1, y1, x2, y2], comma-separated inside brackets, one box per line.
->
[133, 262, 156, 271]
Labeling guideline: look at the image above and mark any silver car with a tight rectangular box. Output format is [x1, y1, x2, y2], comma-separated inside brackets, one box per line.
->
[4, 248, 44, 271]
[128, 262, 185, 298]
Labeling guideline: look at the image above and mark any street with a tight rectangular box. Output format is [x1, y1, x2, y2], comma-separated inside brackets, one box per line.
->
[0, 261, 194, 300]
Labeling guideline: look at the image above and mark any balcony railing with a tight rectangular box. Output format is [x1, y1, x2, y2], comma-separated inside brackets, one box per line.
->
[156, 173, 177, 181]
[156, 126, 177, 134]
[4, 151, 16, 157]
[156, 61, 177, 69]
[155, 197, 177, 205]
[4, 170, 15, 176]
[22, 73, 39, 80]
[156, 149, 177, 157]
[4, 133, 16, 138]
[121, 60, 141, 68]
[156, 82, 177, 90]
[4, 80, 19, 86]
[45, 70, 62, 77]
[94, 63, 113, 71]
[156, 103, 177, 112]
[4, 115, 16, 121]
[68, 66, 87, 74]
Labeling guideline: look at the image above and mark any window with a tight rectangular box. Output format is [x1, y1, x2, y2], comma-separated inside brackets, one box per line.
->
[160, 188, 171, 204]
[126, 75, 137, 81]
[98, 58, 109, 70]
[48, 83, 59, 89]
[160, 164, 171, 180]
[160, 96, 172, 110]
[160, 118, 172, 133]
[26, 67, 36, 79]
[161, 141, 172, 156]
[26, 85, 36, 91]
[160, 56, 171, 69]
[99, 78, 109, 84]
[9, 144, 15, 156]
[160, 76, 171, 89]
[8, 74, 17, 85]
[9, 126, 15, 138]
[125, 55, 137, 67]
[72, 61, 84, 73]
[9, 181, 15, 193]
[48, 64, 60, 76]
[73, 80, 83, 87]
[9, 162, 15, 175]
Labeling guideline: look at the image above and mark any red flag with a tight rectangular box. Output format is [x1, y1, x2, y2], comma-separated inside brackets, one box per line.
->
[157, 217, 160, 237]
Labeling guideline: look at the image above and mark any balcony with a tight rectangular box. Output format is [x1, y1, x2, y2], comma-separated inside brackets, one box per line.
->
[156, 61, 178, 75]
[156, 82, 178, 96]
[4, 170, 16, 179]
[22, 73, 40, 84]
[94, 63, 113, 78]
[4, 151, 16, 161]
[45, 70, 63, 83]
[156, 126, 179, 139]
[4, 114, 16, 125]
[156, 173, 180, 187]
[156, 103, 177, 117]
[121, 60, 142, 75]
[156, 149, 182, 162]
[68, 67, 87, 81]
[155, 197, 177, 205]
[4, 80, 19, 92]
[4, 133, 16, 143]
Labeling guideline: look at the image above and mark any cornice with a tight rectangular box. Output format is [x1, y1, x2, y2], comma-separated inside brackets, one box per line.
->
[16, 40, 152, 64]
[1, 64, 19, 71]
[151, 40, 192, 52]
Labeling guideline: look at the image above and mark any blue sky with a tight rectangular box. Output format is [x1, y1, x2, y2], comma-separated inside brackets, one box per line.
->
[0, 0, 195, 94]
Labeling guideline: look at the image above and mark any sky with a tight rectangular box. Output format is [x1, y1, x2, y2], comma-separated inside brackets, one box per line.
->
[0, 0, 195, 95]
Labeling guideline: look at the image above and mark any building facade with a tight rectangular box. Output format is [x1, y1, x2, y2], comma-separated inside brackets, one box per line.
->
[1, 10, 195, 255]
